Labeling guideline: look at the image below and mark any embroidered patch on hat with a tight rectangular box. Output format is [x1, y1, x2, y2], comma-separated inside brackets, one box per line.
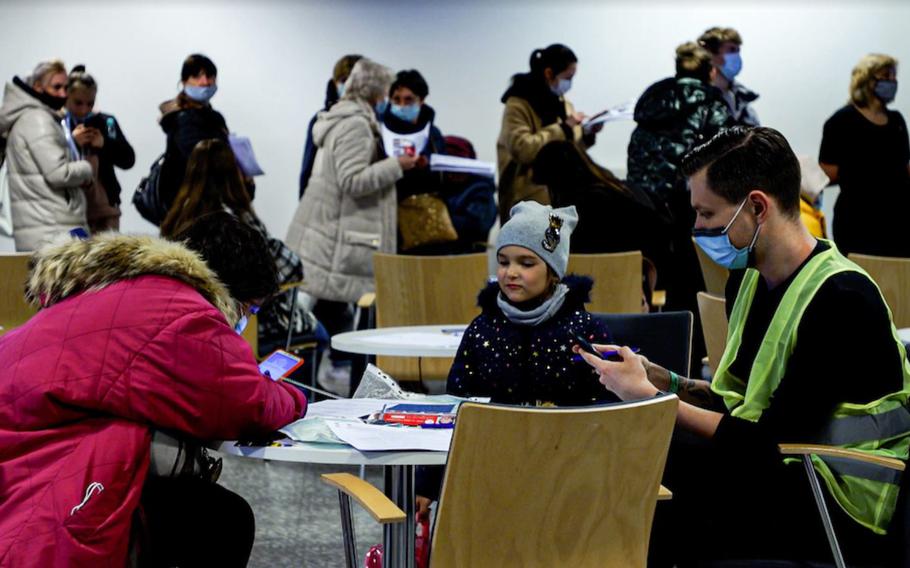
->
[541, 214, 563, 252]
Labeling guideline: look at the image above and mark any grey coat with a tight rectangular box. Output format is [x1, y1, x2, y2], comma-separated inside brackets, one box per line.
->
[0, 80, 93, 251]
[285, 99, 402, 303]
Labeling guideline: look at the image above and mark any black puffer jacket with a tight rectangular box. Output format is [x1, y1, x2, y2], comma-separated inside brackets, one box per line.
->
[626, 77, 731, 208]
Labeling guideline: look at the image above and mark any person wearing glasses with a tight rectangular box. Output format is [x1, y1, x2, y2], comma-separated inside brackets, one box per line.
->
[0, 59, 94, 251]
[0, 212, 307, 568]
[577, 127, 909, 565]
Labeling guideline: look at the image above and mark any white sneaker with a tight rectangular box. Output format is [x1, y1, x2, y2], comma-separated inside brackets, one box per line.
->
[316, 351, 352, 396]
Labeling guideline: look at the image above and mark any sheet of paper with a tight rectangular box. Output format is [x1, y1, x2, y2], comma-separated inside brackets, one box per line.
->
[357, 331, 463, 349]
[326, 420, 453, 452]
[229, 133, 265, 177]
[429, 154, 496, 177]
[583, 100, 635, 128]
[302, 398, 390, 420]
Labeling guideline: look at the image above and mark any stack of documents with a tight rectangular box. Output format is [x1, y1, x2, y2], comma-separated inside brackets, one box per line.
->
[583, 100, 636, 129]
[429, 154, 496, 178]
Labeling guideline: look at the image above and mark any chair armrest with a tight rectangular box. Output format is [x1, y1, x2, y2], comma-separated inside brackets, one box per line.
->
[778, 443, 906, 471]
[321, 473, 406, 524]
[658, 484, 672, 501]
[357, 292, 376, 309]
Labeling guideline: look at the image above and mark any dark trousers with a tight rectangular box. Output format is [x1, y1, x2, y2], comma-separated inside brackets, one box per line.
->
[313, 299, 354, 364]
[139, 477, 255, 568]
[649, 430, 895, 567]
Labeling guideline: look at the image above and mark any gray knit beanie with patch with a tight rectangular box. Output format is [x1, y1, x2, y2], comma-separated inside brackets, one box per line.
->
[496, 202, 578, 278]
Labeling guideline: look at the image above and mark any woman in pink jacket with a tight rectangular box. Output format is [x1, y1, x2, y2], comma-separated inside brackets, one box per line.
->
[0, 212, 307, 567]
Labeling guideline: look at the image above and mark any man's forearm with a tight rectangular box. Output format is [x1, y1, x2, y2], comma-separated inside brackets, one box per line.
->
[645, 362, 716, 408]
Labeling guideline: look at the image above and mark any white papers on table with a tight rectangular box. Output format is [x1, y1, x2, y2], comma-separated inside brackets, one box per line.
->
[356, 331, 463, 350]
[429, 154, 495, 178]
[302, 398, 389, 420]
[326, 420, 453, 452]
[228, 134, 265, 177]
[583, 100, 635, 130]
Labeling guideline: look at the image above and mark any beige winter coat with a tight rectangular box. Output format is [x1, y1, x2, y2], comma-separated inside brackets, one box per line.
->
[0, 80, 92, 251]
[285, 99, 402, 303]
[496, 96, 587, 223]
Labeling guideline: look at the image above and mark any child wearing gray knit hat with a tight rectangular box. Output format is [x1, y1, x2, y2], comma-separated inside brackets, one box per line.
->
[496, 202, 579, 278]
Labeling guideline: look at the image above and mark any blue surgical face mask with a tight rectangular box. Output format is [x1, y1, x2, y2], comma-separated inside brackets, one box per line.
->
[234, 315, 249, 334]
[720, 52, 742, 81]
[550, 77, 572, 96]
[692, 199, 761, 270]
[874, 79, 898, 104]
[336, 81, 346, 98]
[390, 103, 420, 123]
[375, 99, 389, 116]
[184, 84, 218, 103]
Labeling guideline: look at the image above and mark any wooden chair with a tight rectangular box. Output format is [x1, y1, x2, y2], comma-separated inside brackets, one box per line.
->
[697, 292, 728, 375]
[693, 237, 729, 296]
[372, 253, 489, 382]
[323, 396, 679, 568]
[0, 253, 36, 335]
[567, 251, 642, 314]
[593, 311, 694, 377]
[849, 253, 910, 328]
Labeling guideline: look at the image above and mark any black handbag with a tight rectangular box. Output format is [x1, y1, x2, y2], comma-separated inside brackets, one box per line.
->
[132, 153, 168, 225]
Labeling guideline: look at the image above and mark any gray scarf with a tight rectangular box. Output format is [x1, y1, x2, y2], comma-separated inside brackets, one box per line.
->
[496, 283, 569, 326]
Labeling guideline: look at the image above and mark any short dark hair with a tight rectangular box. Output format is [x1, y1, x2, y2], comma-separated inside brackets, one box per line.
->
[181, 54, 217, 82]
[698, 27, 743, 54]
[390, 69, 429, 99]
[681, 127, 801, 217]
[175, 211, 279, 302]
[529, 44, 577, 78]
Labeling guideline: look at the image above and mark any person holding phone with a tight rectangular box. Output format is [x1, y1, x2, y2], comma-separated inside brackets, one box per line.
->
[64, 65, 135, 232]
[496, 44, 603, 223]
[576, 127, 910, 565]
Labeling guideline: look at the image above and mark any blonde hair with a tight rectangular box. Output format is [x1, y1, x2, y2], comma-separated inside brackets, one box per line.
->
[698, 27, 743, 54]
[850, 53, 898, 108]
[341, 58, 394, 103]
[28, 59, 66, 88]
[675, 42, 713, 82]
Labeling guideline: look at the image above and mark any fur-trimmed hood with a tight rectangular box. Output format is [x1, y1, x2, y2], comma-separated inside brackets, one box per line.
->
[478, 274, 594, 314]
[25, 234, 239, 325]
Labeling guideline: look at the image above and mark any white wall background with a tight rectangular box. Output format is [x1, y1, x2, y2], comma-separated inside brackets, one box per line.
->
[1, 0, 908, 251]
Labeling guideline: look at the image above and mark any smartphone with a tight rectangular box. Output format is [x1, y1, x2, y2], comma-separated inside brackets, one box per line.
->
[258, 349, 304, 381]
[570, 332, 639, 361]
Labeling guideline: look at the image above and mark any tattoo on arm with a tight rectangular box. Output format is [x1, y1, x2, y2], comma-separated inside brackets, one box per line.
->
[677, 377, 715, 408]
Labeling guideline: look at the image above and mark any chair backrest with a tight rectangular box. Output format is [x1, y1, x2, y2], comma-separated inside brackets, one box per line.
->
[0, 253, 36, 335]
[692, 237, 729, 296]
[431, 396, 679, 568]
[373, 253, 489, 381]
[593, 311, 693, 377]
[849, 253, 910, 328]
[567, 251, 642, 314]
[240, 312, 259, 360]
[697, 292, 728, 375]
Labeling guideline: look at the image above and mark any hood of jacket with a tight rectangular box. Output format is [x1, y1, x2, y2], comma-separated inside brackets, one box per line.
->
[25, 233, 239, 324]
[381, 103, 437, 135]
[312, 98, 378, 149]
[0, 77, 59, 136]
[633, 77, 723, 128]
[478, 274, 593, 315]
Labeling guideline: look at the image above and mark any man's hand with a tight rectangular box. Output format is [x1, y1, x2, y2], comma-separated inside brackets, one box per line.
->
[72, 124, 93, 146]
[398, 154, 420, 171]
[87, 127, 104, 149]
[416, 495, 433, 521]
[574, 344, 659, 400]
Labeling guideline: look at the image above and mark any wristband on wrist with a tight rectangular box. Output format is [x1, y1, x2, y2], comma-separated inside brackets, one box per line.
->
[668, 370, 680, 394]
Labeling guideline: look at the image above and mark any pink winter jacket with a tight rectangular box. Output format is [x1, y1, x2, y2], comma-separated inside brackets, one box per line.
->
[0, 235, 307, 568]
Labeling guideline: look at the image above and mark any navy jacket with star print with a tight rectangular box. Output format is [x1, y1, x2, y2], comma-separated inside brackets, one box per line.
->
[446, 275, 616, 406]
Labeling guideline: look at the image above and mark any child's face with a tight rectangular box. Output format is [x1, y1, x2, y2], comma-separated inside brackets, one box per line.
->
[497, 246, 551, 303]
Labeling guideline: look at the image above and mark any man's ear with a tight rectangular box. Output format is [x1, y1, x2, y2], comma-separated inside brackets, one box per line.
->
[749, 190, 772, 223]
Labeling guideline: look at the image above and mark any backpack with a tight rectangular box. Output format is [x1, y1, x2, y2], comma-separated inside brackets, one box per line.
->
[132, 153, 168, 225]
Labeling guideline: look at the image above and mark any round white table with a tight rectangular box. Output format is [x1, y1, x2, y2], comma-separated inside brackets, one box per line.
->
[217, 440, 445, 568]
[331, 324, 467, 358]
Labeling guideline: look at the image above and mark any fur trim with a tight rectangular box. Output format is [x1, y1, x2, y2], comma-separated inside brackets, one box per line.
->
[25, 233, 239, 325]
[478, 274, 594, 313]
